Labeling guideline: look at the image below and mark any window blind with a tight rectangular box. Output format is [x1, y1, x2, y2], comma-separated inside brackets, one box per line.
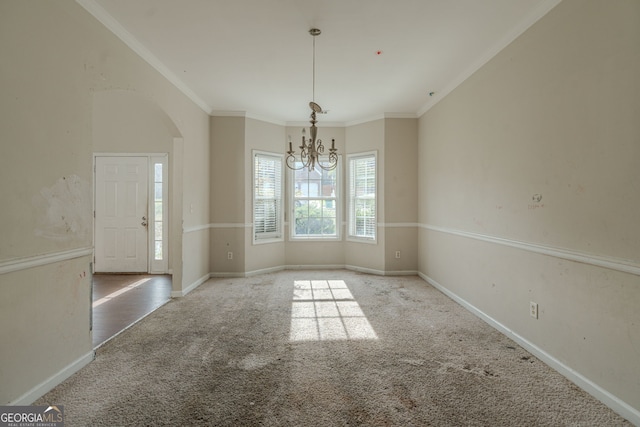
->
[348, 154, 376, 240]
[253, 152, 283, 241]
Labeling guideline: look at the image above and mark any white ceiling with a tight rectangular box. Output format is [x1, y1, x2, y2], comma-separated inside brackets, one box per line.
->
[80, 0, 561, 125]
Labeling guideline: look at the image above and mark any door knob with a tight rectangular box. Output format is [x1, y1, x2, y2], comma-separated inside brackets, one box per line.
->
[141, 216, 148, 227]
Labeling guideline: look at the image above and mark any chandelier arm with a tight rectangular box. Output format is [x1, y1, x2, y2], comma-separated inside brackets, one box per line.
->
[316, 158, 338, 171]
[286, 153, 309, 171]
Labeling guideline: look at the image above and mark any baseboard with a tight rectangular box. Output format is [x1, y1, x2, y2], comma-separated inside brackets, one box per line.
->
[418, 272, 640, 426]
[209, 272, 246, 278]
[209, 265, 419, 278]
[245, 265, 286, 277]
[171, 273, 210, 297]
[286, 264, 345, 271]
[345, 265, 385, 276]
[380, 269, 419, 276]
[10, 350, 95, 405]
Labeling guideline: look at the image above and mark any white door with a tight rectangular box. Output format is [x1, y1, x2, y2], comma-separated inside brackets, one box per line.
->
[95, 156, 149, 272]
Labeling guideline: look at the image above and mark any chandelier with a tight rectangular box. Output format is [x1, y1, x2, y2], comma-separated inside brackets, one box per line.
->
[286, 28, 338, 171]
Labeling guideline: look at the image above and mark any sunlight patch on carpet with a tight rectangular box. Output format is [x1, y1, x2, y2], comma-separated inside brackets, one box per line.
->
[289, 279, 378, 342]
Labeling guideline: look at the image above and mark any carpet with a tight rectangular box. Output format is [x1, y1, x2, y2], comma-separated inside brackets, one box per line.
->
[36, 270, 631, 426]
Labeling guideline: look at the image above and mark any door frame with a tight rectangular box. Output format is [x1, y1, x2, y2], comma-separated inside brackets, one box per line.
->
[93, 153, 170, 274]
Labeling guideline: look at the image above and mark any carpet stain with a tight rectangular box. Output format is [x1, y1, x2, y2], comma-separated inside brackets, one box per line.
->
[35, 270, 632, 426]
[400, 358, 425, 367]
[232, 353, 275, 371]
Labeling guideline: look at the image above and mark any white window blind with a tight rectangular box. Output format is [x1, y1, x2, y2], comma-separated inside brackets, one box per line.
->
[348, 153, 376, 240]
[253, 151, 283, 243]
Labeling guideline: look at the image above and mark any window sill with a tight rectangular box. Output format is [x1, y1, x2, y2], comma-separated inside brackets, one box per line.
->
[346, 236, 377, 245]
[289, 236, 342, 243]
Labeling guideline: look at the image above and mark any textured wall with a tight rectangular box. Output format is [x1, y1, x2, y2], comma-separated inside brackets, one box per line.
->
[0, 0, 210, 403]
[418, 0, 640, 418]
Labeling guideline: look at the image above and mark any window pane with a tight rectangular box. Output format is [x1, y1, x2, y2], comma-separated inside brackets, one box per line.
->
[295, 217, 308, 235]
[322, 218, 336, 234]
[295, 200, 308, 218]
[155, 202, 162, 221]
[154, 241, 163, 260]
[155, 221, 162, 240]
[153, 162, 164, 262]
[292, 157, 339, 238]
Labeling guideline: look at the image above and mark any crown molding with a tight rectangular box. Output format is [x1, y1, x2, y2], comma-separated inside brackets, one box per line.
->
[210, 110, 247, 118]
[416, 0, 562, 117]
[77, 0, 561, 125]
[245, 112, 286, 126]
[76, 0, 212, 114]
[211, 111, 287, 126]
[345, 112, 417, 127]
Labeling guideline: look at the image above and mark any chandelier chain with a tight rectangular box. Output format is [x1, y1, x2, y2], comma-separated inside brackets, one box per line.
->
[286, 28, 338, 172]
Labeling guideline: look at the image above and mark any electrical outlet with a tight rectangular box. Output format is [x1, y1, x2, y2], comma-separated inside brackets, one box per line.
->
[530, 302, 538, 319]
[227, 252, 233, 260]
[395, 251, 401, 259]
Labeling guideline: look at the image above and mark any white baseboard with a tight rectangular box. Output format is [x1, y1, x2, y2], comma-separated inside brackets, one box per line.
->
[209, 272, 246, 278]
[171, 273, 210, 297]
[380, 269, 419, 276]
[418, 272, 640, 426]
[345, 265, 385, 276]
[245, 265, 286, 277]
[209, 265, 420, 279]
[10, 350, 95, 405]
[286, 264, 345, 271]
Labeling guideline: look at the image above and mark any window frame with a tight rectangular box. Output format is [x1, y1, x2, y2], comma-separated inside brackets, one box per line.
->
[252, 150, 284, 244]
[150, 155, 169, 272]
[347, 151, 377, 243]
[289, 156, 341, 241]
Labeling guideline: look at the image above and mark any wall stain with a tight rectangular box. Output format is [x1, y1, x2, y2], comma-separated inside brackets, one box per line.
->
[33, 175, 91, 242]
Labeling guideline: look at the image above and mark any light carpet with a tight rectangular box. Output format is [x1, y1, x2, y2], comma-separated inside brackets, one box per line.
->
[36, 270, 631, 426]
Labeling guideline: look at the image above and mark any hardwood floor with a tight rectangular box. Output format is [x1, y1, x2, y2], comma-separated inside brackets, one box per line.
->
[92, 274, 172, 348]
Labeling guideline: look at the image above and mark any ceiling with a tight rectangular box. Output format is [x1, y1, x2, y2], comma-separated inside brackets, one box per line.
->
[80, 0, 560, 125]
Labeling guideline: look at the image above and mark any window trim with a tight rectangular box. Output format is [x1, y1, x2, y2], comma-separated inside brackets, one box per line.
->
[252, 150, 284, 245]
[346, 151, 377, 244]
[289, 156, 341, 241]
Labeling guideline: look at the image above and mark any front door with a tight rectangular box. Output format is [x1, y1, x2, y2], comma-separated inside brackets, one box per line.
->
[95, 156, 149, 272]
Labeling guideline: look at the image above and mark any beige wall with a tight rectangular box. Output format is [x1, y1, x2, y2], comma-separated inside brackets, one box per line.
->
[0, 0, 210, 403]
[418, 0, 639, 417]
[384, 118, 418, 273]
[209, 118, 420, 276]
[210, 116, 246, 275]
[8, 0, 635, 418]
[284, 126, 348, 269]
[345, 120, 386, 272]
[245, 118, 286, 273]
